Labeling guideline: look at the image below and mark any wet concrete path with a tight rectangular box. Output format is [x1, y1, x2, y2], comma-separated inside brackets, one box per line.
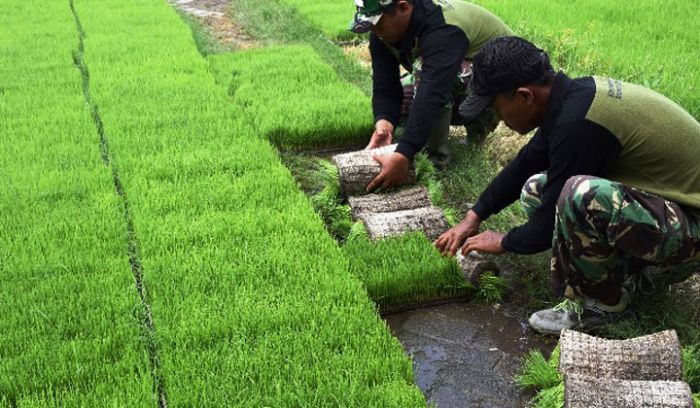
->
[384, 302, 556, 408]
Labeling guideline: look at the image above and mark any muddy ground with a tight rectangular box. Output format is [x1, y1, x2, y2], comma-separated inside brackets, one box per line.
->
[169, 0, 256, 49]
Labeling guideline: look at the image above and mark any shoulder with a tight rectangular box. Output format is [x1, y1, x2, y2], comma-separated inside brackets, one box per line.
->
[556, 77, 597, 125]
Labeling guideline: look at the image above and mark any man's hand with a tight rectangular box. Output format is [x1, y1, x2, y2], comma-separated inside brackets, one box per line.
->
[366, 119, 395, 149]
[366, 152, 410, 192]
[460, 231, 506, 256]
[434, 210, 481, 256]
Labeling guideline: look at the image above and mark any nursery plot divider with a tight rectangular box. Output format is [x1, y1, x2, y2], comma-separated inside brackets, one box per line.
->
[69, 1, 168, 406]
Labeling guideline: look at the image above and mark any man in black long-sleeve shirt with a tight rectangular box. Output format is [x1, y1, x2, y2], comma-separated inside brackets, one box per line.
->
[348, 0, 513, 191]
[435, 36, 700, 335]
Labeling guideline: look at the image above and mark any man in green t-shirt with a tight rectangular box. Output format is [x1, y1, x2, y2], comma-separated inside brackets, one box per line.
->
[349, 0, 513, 191]
[435, 36, 700, 335]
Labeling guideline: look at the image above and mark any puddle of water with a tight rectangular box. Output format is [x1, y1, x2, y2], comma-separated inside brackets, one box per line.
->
[385, 302, 555, 408]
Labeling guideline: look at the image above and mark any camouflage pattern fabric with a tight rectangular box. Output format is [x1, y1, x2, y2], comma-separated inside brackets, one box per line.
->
[521, 173, 700, 302]
[400, 58, 473, 122]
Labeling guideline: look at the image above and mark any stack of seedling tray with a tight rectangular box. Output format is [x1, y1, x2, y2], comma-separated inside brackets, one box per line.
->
[559, 329, 695, 407]
[333, 145, 499, 291]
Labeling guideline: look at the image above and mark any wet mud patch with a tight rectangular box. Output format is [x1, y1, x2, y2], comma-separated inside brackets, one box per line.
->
[169, 0, 257, 50]
[385, 302, 556, 408]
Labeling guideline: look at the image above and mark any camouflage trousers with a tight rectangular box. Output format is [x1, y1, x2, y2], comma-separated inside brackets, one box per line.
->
[400, 59, 472, 120]
[398, 59, 497, 167]
[522, 173, 700, 302]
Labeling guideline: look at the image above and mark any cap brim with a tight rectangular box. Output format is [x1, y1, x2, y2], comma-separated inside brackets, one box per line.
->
[458, 93, 493, 123]
[349, 13, 382, 34]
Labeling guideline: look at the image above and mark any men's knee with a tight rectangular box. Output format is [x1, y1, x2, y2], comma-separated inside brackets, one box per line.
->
[557, 175, 619, 223]
[518, 173, 547, 219]
[521, 173, 547, 201]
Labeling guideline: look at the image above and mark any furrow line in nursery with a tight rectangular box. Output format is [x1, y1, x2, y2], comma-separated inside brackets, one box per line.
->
[0, 1, 156, 405]
[73, 0, 425, 405]
[69, 1, 169, 405]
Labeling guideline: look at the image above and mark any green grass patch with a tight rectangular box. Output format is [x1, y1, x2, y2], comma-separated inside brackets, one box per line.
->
[684, 346, 700, 394]
[473, 0, 699, 119]
[209, 45, 372, 150]
[0, 1, 155, 404]
[72, 0, 425, 404]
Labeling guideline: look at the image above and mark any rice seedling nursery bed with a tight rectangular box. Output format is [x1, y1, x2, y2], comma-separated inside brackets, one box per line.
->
[208, 45, 372, 150]
[72, 0, 430, 405]
[0, 1, 155, 404]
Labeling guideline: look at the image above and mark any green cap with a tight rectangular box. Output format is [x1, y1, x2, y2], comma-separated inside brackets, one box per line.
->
[349, 0, 393, 34]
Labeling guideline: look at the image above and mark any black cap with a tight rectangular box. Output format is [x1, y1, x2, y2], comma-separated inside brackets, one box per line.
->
[459, 36, 554, 122]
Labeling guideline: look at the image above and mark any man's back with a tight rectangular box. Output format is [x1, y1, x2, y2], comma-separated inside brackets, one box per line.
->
[434, 0, 514, 58]
[579, 77, 700, 213]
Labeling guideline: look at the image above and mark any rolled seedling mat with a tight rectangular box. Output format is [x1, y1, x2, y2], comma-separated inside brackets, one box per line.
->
[455, 251, 500, 286]
[348, 185, 431, 219]
[332, 144, 417, 196]
[358, 206, 449, 241]
[564, 374, 694, 408]
[559, 329, 682, 381]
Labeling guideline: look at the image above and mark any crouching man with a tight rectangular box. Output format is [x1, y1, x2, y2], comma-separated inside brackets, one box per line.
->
[349, 0, 513, 191]
[434, 36, 700, 335]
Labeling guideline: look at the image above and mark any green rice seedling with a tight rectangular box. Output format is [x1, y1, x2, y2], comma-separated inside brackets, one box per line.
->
[230, 0, 372, 94]
[517, 345, 563, 407]
[473, 0, 699, 119]
[307, 152, 469, 307]
[312, 159, 353, 239]
[344, 229, 473, 308]
[530, 383, 565, 408]
[274, 0, 358, 41]
[72, 0, 425, 404]
[684, 346, 700, 393]
[414, 154, 458, 224]
[475, 273, 508, 303]
[517, 345, 561, 391]
[208, 45, 372, 150]
[347, 220, 371, 242]
[0, 1, 156, 403]
[694, 392, 699, 408]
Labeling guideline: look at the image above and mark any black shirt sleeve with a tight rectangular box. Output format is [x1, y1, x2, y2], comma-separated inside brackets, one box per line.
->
[472, 128, 550, 220]
[394, 26, 469, 160]
[500, 120, 622, 254]
[370, 33, 403, 127]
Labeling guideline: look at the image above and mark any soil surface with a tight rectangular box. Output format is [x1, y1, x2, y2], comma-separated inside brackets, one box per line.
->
[169, 0, 257, 49]
[385, 302, 556, 408]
